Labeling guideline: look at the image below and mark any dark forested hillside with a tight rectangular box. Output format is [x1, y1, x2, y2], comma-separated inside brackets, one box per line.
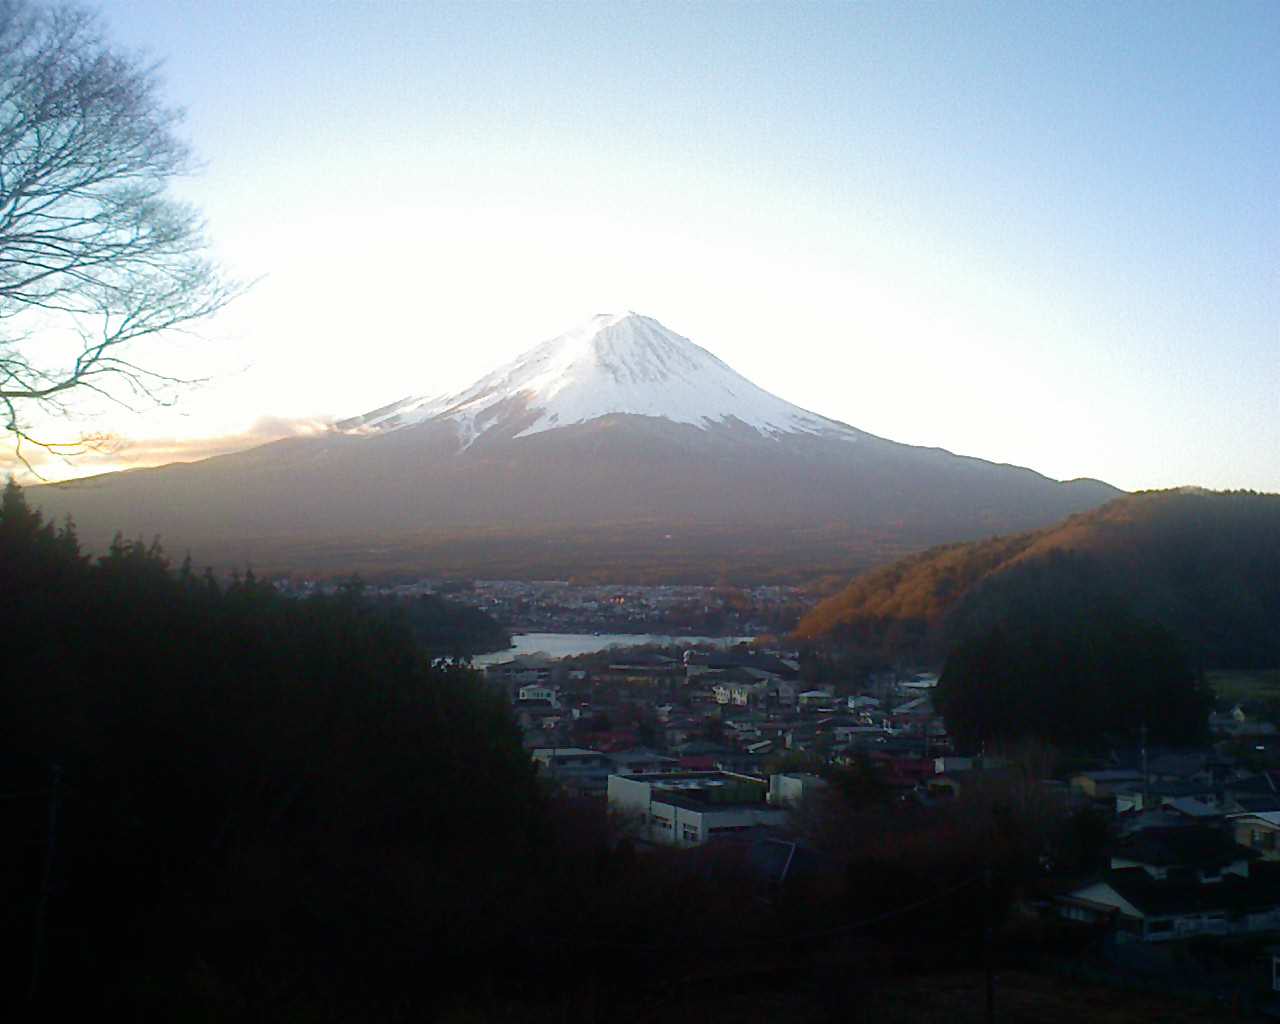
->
[0, 480, 542, 1018]
[795, 489, 1280, 669]
[372, 591, 511, 656]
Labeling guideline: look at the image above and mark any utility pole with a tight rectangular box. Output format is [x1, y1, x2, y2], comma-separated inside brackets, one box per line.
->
[1141, 722, 1150, 811]
[28, 762, 62, 1005]
[984, 862, 995, 1024]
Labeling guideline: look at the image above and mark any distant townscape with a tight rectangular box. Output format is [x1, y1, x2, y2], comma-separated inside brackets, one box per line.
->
[277, 577, 809, 638]
[488, 632, 1280, 1010]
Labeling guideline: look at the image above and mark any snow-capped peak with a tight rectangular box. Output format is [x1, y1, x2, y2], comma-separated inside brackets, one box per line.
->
[342, 312, 861, 445]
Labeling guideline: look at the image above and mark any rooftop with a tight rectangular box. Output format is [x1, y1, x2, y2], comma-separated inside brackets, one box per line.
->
[1104, 865, 1280, 917]
[1113, 826, 1258, 870]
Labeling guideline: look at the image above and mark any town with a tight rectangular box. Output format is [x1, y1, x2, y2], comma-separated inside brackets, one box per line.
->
[487, 640, 1280, 1013]
[278, 577, 812, 637]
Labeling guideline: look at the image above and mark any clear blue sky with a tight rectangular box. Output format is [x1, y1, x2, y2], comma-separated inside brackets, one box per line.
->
[18, 0, 1277, 491]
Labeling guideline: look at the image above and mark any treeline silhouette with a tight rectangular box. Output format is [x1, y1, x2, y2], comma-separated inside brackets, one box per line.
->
[1, 480, 550, 1018]
[936, 595, 1212, 750]
[370, 590, 511, 657]
[2, 480, 922, 1021]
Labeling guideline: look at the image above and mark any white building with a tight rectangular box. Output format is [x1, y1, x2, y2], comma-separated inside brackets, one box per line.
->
[768, 772, 827, 807]
[518, 682, 560, 707]
[608, 772, 789, 847]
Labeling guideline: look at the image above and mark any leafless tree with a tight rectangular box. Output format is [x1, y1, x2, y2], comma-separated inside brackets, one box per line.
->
[0, 0, 240, 469]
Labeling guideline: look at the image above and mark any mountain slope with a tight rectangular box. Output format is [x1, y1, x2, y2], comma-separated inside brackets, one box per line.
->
[794, 489, 1280, 668]
[27, 313, 1122, 581]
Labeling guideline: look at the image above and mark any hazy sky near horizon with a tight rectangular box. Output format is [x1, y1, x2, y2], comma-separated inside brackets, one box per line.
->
[8, 0, 1278, 491]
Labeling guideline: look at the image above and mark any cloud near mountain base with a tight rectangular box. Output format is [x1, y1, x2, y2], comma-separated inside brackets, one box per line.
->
[0, 416, 336, 483]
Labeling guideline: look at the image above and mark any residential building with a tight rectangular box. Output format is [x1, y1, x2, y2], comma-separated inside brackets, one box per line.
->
[518, 682, 560, 707]
[769, 772, 827, 807]
[1232, 812, 1280, 861]
[608, 771, 789, 847]
[1057, 826, 1280, 942]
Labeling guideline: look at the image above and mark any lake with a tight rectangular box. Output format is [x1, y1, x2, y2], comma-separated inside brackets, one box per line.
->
[471, 632, 756, 665]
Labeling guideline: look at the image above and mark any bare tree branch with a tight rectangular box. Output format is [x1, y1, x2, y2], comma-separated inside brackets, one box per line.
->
[0, 0, 242, 455]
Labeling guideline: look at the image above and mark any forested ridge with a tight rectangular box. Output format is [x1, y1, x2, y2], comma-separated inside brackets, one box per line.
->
[371, 590, 511, 656]
[795, 489, 1280, 670]
[0, 480, 546, 1017]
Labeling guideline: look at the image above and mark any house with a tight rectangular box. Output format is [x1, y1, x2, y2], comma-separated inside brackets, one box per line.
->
[797, 688, 837, 711]
[768, 772, 827, 807]
[1224, 773, 1280, 814]
[1056, 826, 1280, 942]
[486, 657, 553, 687]
[532, 747, 610, 769]
[608, 747, 680, 776]
[726, 681, 773, 707]
[1232, 812, 1280, 861]
[783, 722, 820, 752]
[715, 751, 769, 776]
[581, 729, 640, 753]
[1117, 807, 1207, 836]
[868, 749, 934, 788]
[607, 771, 790, 847]
[725, 717, 763, 740]
[1114, 779, 1223, 815]
[514, 699, 554, 730]
[1070, 770, 1145, 802]
[1145, 752, 1217, 785]
[684, 650, 798, 683]
[890, 695, 933, 718]
[604, 651, 682, 685]
[1210, 705, 1279, 738]
[1108, 828, 1250, 881]
[517, 682, 560, 707]
[833, 723, 883, 747]
[531, 747, 614, 796]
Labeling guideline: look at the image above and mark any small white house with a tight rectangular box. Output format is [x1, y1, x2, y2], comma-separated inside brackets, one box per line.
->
[518, 682, 560, 707]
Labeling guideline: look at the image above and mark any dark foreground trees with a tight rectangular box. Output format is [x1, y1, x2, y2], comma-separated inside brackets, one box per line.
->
[0, 1, 239, 458]
[935, 597, 1212, 750]
[0, 480, 540, 1018]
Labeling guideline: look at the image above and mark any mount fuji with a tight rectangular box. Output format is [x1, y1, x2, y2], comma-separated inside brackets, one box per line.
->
[337, 312, 861, 445]
[28, 313, 1121, 581]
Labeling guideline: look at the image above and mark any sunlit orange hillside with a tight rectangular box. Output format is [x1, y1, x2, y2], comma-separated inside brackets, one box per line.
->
[794, 489, 1280, 668]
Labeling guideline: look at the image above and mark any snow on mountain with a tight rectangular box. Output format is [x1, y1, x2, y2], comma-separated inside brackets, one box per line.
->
[341, 312, 862, 446]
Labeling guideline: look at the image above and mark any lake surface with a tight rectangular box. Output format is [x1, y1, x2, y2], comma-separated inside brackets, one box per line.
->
[471, 632, 756, 665]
